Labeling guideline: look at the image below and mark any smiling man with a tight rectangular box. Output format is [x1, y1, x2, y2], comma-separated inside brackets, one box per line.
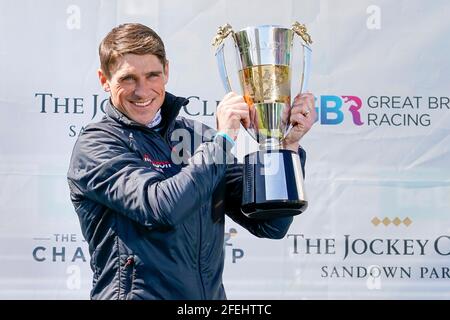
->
[67, 23, 316, 300]
[98, 50, 168, 126]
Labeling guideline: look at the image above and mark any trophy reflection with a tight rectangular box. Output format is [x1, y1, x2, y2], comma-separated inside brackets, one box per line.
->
[213, 22, 313, 219]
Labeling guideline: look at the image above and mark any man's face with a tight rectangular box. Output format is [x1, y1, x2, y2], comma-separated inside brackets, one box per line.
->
[98, 53, 169, 125]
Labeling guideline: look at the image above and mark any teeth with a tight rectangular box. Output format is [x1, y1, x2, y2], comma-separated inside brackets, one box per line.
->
[133, 99, 153, 107]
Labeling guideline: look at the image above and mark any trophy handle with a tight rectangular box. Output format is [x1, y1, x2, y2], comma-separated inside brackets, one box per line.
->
[212, 23, 234, 93]
[215, 43, 232, 92]
[292, 21, 313, 94]
[283, 22, 313, 139]
[300, 44, 312, 94]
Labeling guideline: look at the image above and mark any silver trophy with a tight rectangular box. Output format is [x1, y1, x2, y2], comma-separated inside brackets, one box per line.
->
[213, 22, 312, 219]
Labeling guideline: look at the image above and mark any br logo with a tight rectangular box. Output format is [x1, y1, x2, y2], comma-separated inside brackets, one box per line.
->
[318, 95, 364, 126]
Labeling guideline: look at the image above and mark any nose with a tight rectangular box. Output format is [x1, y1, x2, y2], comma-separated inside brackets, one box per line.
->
[134, 78, 152, 98]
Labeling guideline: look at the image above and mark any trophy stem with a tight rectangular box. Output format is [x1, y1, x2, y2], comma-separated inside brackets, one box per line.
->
[259, 138, 281, 151]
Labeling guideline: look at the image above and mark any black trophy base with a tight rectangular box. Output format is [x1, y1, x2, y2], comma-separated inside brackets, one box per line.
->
[241, 149, 308, 219]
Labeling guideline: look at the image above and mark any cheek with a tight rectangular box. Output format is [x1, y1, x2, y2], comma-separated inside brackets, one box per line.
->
[115, 86, 133, 98]
[155, 80, 167, 93]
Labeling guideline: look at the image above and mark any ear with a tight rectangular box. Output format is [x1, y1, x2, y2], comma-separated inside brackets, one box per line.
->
[163, 60, 169, 85]
[97, 69, 110, 92]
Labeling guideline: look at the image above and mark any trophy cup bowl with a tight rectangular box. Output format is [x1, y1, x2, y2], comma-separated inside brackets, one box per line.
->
[213, 22, 312, 219]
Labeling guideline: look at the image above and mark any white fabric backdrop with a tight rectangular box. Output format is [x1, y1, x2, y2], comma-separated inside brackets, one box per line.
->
[0, 0, 449, 299]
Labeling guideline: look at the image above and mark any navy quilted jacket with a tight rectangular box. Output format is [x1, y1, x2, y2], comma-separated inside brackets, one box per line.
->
[67, 92, 303, 299]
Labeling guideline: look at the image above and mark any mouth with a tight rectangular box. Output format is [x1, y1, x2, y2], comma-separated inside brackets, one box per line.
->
[130, 98, 154, 107]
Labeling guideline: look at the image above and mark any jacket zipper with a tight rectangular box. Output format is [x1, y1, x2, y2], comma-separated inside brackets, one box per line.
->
[197, 206, 206, 299]
[123, 255, 134, 297]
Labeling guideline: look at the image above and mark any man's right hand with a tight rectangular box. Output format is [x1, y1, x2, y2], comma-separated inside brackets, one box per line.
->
[216, 92, 250, 141]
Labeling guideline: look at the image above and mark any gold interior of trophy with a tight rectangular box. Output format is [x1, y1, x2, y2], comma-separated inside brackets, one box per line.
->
[238, 64, 291, 142]
[238, 64, 291, 105]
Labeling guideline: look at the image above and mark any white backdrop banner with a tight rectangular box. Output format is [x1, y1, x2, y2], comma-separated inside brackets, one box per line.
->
[0, 0, 449, 299]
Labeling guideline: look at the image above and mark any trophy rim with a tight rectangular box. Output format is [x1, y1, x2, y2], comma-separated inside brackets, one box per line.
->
[236, 24, 292, 34]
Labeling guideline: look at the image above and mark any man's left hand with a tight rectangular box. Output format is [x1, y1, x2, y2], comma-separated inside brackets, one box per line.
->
[282, 93, 316, 152]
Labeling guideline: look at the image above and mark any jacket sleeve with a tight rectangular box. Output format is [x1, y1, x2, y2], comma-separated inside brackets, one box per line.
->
[223, 147, 307, 239]
[67, 127, 234, 230]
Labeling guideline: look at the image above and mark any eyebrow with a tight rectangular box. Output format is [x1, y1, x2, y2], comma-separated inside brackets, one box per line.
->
[118, 74, 136, 81]
[118, 71, 163, 81]
[145, 71, 163, 77]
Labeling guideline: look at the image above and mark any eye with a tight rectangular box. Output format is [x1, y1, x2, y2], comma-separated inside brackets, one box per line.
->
[147, 72, 162, 79]
[120, 75, 135, 83]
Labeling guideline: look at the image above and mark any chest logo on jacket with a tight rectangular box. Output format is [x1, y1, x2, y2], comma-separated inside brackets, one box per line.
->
[143, 154, 172, 172]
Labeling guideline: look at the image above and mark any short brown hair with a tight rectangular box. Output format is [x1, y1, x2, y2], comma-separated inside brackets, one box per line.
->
[99, 23, 166, 79]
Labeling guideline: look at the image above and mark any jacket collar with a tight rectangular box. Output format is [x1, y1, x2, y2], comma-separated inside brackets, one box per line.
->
[105, 92, 189, 134]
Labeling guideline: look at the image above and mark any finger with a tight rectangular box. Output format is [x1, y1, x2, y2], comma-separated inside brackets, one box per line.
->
[293, 92, 310, 101]
[224, 94, 246, 104]
[219, 92, 242, 107]
[302, 95, 316, 111]
[221, 103, 249, 114]
[291, 94, 314, 112]
[290, 112, 307, 125]
[240, 112, 251, 128]
[291, 111, 315, 126]
[224, 106, 250, 117]
[290, 113, 314, 130]
[226, 110, 250, 129]
[232, 109, 250, 119]
[293, 93, 314, 106]
[218, 100, 248, 114]
[301, 92, 315, 99]
[293, 99, 314, 116]
[292, 95, 302, 106]
[292, 93, 302, 104]
[290, 104, 304, 114]
[231, 102, 250, 110]
[223, 91, 238, 100]
[296, 95, 314, 105]
[290, 105, 310, 118]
